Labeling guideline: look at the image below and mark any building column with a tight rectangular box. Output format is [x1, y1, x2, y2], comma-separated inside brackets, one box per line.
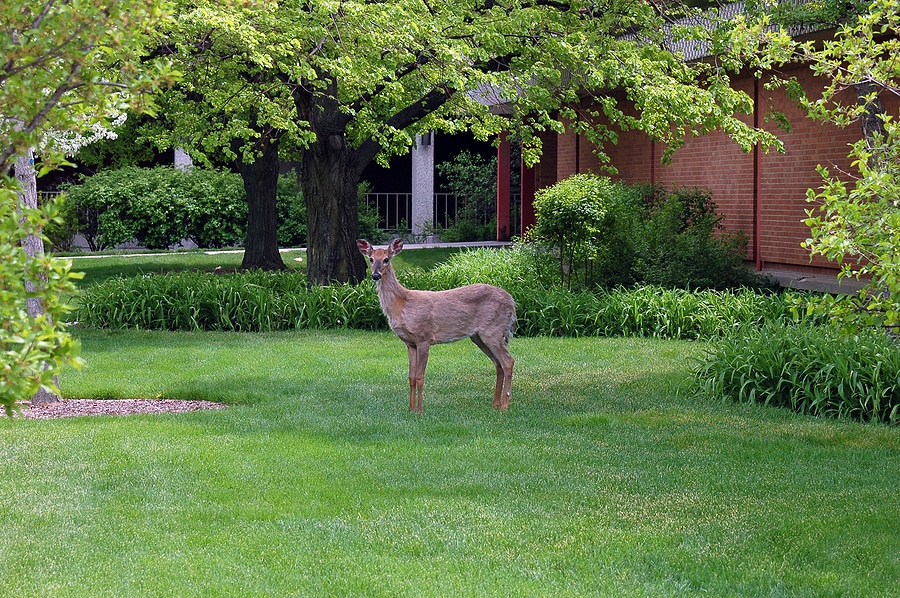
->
[496, 132, 511, 241]
[520, 158, 536, 236]
[174, 147, 193, 171]
[411, 132, 434, 239]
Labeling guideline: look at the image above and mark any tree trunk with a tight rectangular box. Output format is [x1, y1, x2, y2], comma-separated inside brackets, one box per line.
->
[237, 133, 285, 271]
[301, 130, 367, 286]
[15, 148, 61, 405]
[855, 81, 887, 162]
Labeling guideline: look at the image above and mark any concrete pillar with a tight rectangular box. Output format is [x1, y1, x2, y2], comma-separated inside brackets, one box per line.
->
[411, 132, 434, 239]
[174, 147, 193, 171]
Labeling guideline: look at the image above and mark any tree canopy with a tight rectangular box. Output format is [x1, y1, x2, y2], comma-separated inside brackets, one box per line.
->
[150, 0, 781, 283]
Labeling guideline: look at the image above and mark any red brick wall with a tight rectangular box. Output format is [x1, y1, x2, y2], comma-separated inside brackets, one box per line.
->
[543, 61, 899, 274]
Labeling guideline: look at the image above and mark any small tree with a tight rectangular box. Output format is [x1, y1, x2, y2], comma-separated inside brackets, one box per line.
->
[532, 174, 619, 289]
[1, 187, 83, 415]
[1, 0, 175, 413]
[435, 150, 497, 242]
[792, 0, 900, 330]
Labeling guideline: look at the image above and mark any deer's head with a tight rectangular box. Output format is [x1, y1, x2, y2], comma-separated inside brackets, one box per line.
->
[357, 238, 404, 281]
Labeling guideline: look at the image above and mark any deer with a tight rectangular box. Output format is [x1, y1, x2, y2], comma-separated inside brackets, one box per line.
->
[357, 238, 516, 413]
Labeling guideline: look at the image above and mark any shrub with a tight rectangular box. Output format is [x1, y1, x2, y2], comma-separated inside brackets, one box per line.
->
[277, 172, 306, 247]
[694, 322, 900, 425]
[75, 271, 384, 332]
[61, 166, 247, 250]
[530, 177, 771, 291]
[75, 245, 800, 342]
[419, 243, 557, 295]
[630, 186, 766, 290]
[532, 174, 622, 289]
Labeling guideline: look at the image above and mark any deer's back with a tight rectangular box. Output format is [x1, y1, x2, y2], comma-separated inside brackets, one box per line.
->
[390, 283, 515, 346]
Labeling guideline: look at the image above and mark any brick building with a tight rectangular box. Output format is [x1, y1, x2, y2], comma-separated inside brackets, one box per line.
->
[499, 31, 899, 276]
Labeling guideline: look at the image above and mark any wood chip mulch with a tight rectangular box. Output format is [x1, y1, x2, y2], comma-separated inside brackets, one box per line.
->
[16, 399, 227, 419]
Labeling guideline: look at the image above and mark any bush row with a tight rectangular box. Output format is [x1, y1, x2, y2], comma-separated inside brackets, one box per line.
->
[75, 271, 383, 332]
[75, 267, 799, 340]
[694, 322, 900, 425]
[54, 166, 308, 251]
[73, 245, 897, 425]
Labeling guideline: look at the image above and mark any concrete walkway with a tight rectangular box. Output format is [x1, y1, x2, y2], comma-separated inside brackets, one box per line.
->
[762, 269, 866, 295]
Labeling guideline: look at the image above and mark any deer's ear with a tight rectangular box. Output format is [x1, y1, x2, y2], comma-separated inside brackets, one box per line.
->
[389, 238, 404, 256]
[356, 239, 372, 256]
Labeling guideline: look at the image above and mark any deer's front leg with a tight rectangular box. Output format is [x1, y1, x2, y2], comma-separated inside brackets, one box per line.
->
[406, 344, 418, 412]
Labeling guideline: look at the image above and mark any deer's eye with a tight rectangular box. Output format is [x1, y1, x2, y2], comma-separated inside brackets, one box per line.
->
[383, 258, 389, 265]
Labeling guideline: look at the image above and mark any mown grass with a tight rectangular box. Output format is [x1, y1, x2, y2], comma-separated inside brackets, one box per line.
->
[2, 329, 899, 596]
[66, 247, 450, 287]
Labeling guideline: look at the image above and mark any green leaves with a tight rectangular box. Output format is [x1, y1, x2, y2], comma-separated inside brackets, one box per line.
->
[1, 189, 83, 415]
[0, 1, 178, 174]
[76, 245, 800, 342]
[75, 271, 384, 332]
[695, 322, 900, 425]
[61, 166, 248, 250]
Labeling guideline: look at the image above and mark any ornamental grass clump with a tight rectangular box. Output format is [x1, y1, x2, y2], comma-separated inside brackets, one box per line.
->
[694, 321, 900, 425]
[74, 246, 801, 340]
[75, 271, 383, 332]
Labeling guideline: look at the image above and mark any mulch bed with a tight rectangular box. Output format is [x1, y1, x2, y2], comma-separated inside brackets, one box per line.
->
[17, 399, 227, 419]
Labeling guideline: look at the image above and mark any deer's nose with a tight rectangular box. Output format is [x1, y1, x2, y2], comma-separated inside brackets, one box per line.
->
[371, 272, 381, 281]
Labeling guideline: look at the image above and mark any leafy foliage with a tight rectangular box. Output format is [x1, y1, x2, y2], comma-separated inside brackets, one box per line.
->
[434, 150, 497, 242]
[758, 0, 900, 331]
[76, 245, 800, 341]
[276, 172, 307, 248]
[1, 191, 83, 415]
[531, 176, 769, 290]
[694, 321, 900, 425]
[532, 174, 621, 289]
[61, 166, 247, 250]
[1, 0, 175, 412]
[76, 271, 383, 332]
[802, 120, 900, 331]
[0, 1, 176, 176]
[631, 186, 764, 290]
[149, 0, 785, 283]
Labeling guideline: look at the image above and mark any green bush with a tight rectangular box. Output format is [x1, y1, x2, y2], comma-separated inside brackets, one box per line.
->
[76, 270, 384, 332]
[276, 172, 306, 247]
[694, 321, 900, 425]
[418, 243, 557, 294]
[435, 150, 497, 242]
[532, 174, 621, 289]
[530, 176, 771, 291]
[630, 186, 766, 290]
[61, 166, 247, 250]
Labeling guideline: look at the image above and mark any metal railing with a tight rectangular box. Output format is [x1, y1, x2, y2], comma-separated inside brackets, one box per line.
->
[365, 192, 520, 236]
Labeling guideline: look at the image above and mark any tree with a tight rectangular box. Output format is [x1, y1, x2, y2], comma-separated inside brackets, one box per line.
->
[153, 0, 782, 284]
[1, 0, 176, 413]
[798, 0, 900, 330]
[747, 0, 900, 329]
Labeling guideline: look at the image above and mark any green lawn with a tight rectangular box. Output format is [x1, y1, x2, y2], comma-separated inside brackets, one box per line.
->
[65, 246, 458, 287]
[67, 248, 307, 286]
[2, 329, 898, 596]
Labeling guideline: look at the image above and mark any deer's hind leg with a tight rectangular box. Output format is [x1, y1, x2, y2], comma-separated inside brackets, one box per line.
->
[472, 334, 514, 410]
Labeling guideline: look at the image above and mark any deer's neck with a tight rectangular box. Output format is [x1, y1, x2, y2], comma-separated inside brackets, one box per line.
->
[375, 267, 409, 326]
